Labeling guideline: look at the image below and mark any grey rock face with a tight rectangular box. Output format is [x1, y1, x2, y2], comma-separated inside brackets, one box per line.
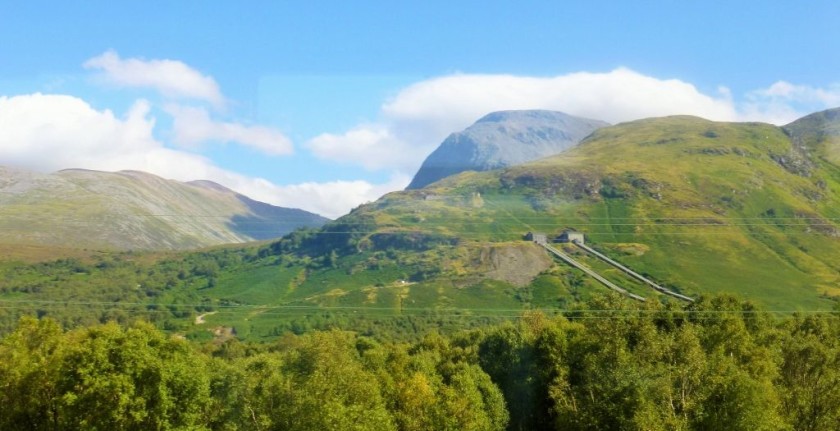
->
[407, 110, 608, 189]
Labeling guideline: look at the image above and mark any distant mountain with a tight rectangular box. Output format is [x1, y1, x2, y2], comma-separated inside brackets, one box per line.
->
[406, 110, 609, 189]
[0, 167, 328, 250]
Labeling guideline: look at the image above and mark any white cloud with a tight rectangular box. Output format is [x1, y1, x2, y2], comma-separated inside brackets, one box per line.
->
[83, 51, 294, 156]
[742, 81, 840, 124]
[0, 93, 159, 171]
[166, 104, 293, 156]
[383, 69, 738, 126]
[237, 173, 411, 219]
[306, 68, 740, 173]
[0, 94, 247, 182]
[0, 93, 399, 218]
[759, 81, 840, 105]
[307, 123, 429, 171]
[83, 50, 224, 107]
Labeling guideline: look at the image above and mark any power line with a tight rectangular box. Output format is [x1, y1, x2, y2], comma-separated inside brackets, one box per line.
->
[0, 298, 834, 315]
[2, 215, 837, 221]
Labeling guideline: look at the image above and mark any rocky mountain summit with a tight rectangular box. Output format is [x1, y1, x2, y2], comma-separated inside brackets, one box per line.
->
[407, 110, 608, 189]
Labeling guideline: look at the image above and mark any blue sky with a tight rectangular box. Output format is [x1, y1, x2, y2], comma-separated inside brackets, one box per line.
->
[2, 1, 840, 217]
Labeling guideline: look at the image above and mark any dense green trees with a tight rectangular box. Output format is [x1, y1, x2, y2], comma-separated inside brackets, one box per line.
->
[0, 318, 210, 430]
[2, 295, 840, 430]
[777, 313, 840, 430]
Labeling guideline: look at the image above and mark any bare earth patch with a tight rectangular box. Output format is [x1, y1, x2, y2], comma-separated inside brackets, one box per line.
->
[477, 243, 553, 286]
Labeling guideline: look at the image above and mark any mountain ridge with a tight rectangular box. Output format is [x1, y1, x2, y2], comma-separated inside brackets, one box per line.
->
[0, 167, 328, 250]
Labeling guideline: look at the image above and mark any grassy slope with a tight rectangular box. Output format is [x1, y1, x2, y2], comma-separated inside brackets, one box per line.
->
[330, 116, 840, 308]
[189, 116, 840, 339]
[0, 169, 327, 250]
[4, 115, 840, 341]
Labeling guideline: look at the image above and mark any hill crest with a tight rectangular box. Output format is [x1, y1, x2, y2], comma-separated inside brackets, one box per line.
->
[0, 167, 328, 250]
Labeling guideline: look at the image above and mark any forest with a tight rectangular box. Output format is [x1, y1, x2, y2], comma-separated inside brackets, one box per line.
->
[2, 294, 839, 431]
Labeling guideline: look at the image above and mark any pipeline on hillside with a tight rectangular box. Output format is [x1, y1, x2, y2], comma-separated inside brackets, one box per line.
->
[572, 241, 694, 302]
[536, 240, 646, 302]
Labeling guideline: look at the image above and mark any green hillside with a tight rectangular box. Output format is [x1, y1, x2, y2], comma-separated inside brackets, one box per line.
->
[328, 114, 840, 308]
[3, 112, 840, 341]
[0, 167, 328, 250]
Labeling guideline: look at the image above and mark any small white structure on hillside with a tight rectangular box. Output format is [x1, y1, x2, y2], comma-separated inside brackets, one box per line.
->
[525, 232, 547, 243]
[556, 230, 585, 244]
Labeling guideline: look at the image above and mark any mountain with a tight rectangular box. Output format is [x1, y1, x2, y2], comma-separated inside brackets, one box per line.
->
[324, 110, 840, 311]
[139, 109, 840, 338]
[0, 167, 328, 250]
[406, 110, 609, 189]
[6, 110, 840, 341]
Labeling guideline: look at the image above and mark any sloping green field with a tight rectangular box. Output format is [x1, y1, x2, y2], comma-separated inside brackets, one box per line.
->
[4, 113, 840, 341]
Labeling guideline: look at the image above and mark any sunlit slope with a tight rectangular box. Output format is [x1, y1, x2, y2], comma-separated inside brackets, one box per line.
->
[20, 113, 839, 341]
[336, 114, 840, 310]
[0, 168, 327, 250]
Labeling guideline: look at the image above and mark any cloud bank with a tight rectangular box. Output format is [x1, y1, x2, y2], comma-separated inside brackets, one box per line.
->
[301, 70, 840, 215]
[0, 93, 244, 183]
[0, 93, 163, 171]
